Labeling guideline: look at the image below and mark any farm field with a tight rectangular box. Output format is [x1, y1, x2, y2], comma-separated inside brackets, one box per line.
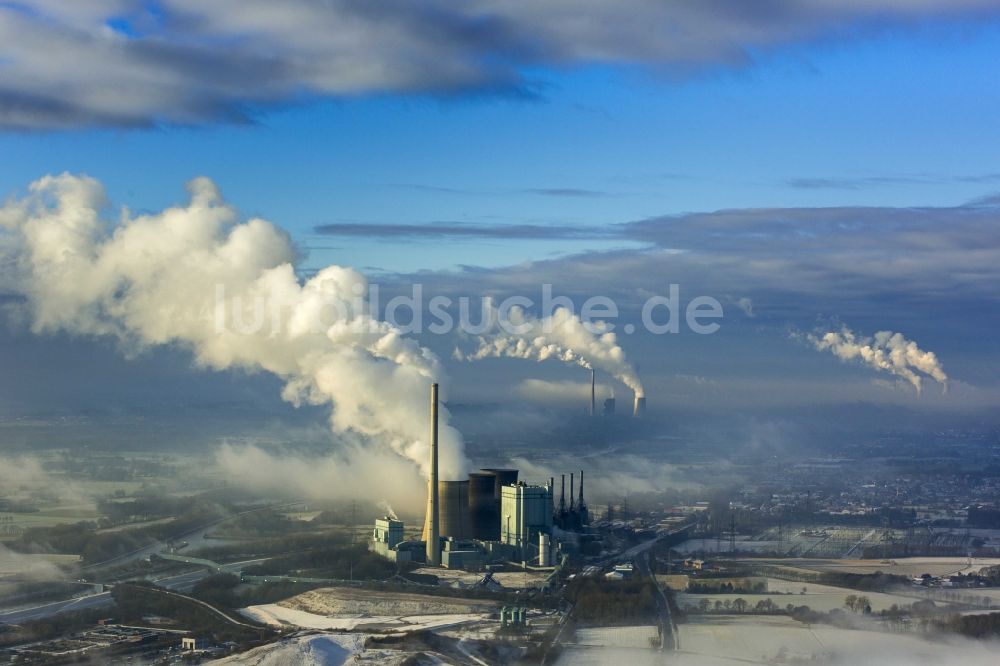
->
[675, 615, 999, 665]
[574, 625, 659, 648]
[747, 557, 1000, 577]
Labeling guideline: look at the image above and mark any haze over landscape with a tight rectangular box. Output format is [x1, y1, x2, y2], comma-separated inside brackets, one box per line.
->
[2, 2, 1000, 665]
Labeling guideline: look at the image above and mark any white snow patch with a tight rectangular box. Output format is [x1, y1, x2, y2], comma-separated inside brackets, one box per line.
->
[240, 603, 488, 633]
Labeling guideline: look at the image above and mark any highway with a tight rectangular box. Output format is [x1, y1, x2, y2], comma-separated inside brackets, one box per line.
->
[0, 558, 267, 625]
[0, 501, 299, 625]
[80, 501, 305, 571]
[634, 551, 677, 651]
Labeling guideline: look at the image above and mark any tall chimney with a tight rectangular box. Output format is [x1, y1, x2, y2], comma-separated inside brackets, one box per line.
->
[578, 470, 584, 506]
[559, 474, 566, 514]
[570, 472, 575, 512]
[590, 368, 596, 416]
[425, 383, 440, 565]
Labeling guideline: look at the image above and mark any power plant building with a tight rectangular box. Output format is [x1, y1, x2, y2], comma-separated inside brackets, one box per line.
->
[370, 517, 412, 563]
[408, 383, 582, 569]
[500, 482, 553, 559]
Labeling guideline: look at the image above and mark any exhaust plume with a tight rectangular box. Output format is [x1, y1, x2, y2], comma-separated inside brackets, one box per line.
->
[0, 173, 467, 479]
[807, 325, 947, 395]
[454, 303, 644, 397]
[376, 499, 399, 521]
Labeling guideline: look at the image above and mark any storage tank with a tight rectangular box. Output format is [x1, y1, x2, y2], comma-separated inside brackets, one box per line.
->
[539, 533, 551, 566]
[438, 480, 471, 540]
[468, 472, 500, 540]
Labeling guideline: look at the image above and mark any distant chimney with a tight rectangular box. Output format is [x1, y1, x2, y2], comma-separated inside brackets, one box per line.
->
[633, 395, 646, 417]
[559, 474, 566, 514]
[590, 368, 596, 416]
[570, 472, 575, 512]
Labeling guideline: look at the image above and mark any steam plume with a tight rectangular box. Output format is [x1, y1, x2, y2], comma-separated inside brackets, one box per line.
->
[0, 173, 467, 478]
[454, 303, 644, 397]
[807, 325, 948, 395]
[377, 499, 399, 521]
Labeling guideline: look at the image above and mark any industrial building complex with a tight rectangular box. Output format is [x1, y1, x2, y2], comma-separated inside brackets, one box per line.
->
[371, 383, 589, 570]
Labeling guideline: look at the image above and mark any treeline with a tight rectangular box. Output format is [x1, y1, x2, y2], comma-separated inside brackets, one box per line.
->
[746, 566, 909, 593]
[566, 578, 658, 625]
[936, 611, 1000, 638]
[190, 573, 327, 608]
[10, 495, 228, 563]
[687, 580, 767, 594]
[967, 507, 1000, 528]
[96, 495, 197, 524]
[111, 583, 267, 644]
[0, 608, 112, 649]
[240, 543, 403, 581]
[208, 507, 308, 538]
[191, 529, 351, 561]
[816, 571, 909, 592]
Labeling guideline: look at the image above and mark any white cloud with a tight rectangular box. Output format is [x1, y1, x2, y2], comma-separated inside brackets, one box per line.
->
[2, 1, 999, 128]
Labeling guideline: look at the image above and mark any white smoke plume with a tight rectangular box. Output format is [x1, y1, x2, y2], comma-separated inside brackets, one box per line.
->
[454, 303, 644, 397]
[807, 326, 948, 395]
[0, 173, 467, 479]
[376, 499, 399, 521]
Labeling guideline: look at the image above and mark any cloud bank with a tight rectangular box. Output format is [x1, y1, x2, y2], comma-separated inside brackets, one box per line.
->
[3, 1, 1000, 129]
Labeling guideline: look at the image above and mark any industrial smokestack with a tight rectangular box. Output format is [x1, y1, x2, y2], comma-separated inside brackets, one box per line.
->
[559, 475, 566, 515]
[633, 395, 646, 417]
[590, 368, 596, 416]
[570, 472, 575, 512]
[426, 383, 440, 565]
[578, 470, 584, 506]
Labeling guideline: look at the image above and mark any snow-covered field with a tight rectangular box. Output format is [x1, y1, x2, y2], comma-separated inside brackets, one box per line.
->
[675, 615, 1000, 665]
[574, 625, 659, 648]
[747, 557, 1000, 577]
[280, 586, 498, 617]
[240, 603, 488, 633]
[678, 583, 945, 614]
[209, 633, 412, 665]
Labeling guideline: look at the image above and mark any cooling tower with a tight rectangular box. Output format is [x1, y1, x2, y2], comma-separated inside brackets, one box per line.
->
[438, 480, 471, 540]
[633, 395, 647, 417]
[481, 468, 518, 499]
[468, 472, 500, 540]
[603, 397, 615, 415]
[480, 468, 517, 540]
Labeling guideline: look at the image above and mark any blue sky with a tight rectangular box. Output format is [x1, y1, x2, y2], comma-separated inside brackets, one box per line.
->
[3, 17, 1000, 272]
[2, 1, 1000, 452]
